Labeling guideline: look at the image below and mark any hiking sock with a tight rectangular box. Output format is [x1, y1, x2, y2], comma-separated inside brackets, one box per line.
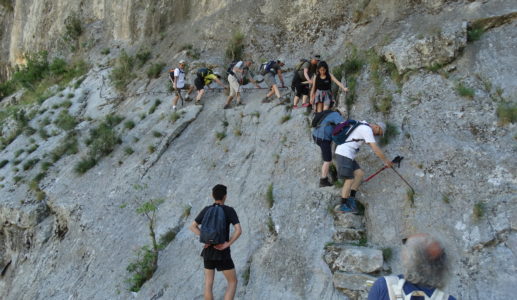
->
[350, 190, 357, 198]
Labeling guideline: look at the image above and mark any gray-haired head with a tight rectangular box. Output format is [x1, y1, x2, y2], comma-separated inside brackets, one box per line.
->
[401, 233, 448, 289]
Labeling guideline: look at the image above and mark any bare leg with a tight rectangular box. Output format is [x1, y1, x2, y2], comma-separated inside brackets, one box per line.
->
[196, 89, 205, 103]
[204, 269, 215, 300]
[293, 96, 300, 106]
[316, 102, 324, 113]
[321, 161, 330, 178]
[272, 84, 280, 98]
[225, 95, 234, 106]
[236, 92, 241, 104]
[172, 94, 179, 106]
[266, 87, 275, 98]
[341, 169, 364, 198]
[187, 86, 194, 97]
[301, 95, 308, 105]
[222, 269, 238, 300]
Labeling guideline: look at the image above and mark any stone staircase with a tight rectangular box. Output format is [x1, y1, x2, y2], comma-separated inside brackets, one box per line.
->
[324, 211, 390, 299]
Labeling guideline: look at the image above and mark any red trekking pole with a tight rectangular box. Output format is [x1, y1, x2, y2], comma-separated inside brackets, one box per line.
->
[363, 156, 404, 183]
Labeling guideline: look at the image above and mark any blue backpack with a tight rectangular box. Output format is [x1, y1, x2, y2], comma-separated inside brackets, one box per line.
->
[331, 120, 367, 145]
[259, 60, 276, 75]
[200, 204, 227, 245]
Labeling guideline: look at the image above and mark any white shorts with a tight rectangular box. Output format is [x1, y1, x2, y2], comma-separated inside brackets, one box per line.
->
[228, 74, 242, 97]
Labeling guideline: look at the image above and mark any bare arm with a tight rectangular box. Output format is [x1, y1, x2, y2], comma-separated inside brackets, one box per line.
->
[214, 78, 228, 89]
[304, 68, 312, 83]
[277, 70, 285, 87]
[330, 74, 347, 91]
[368, 142, 393, 167]
[214, 223, 242, 250]
[310, 75, 317, 103]
[189, 221, 201, 236]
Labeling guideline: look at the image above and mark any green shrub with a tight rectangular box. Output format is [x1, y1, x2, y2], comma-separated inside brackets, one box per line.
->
[13, 175, 23, 184]
[38, 127, 50, 140]
[496, 102, 517, 125]
[67, 93, 74, 98]
[12, 159, 21, 166]
[372, 95, 393, 114]
[105, 114, 124, 127]
[182, 205, 192, 218]
[280, 115, 291, 124]
[110, 49, 135, 91]
[50, 133, 78, 162]
[54, 111, 78, 131]
[124, 147, 134, 155]
[101, 48, 110, 55]
[74, 157, 97, 174]
[265, 184, 274, 208]
[379, 122, 399, 146]
[59, 100, 73, 108]
[467, 23, 484, 42]
[27, 144, 39, 153]
[170, 112, 181, 123]
[473, 202, 484, 220]
[87, 123, 121, 158]
[147, 145, 156, 153]
[158, 229, 177, 250]
[124, 120, 135, 130]
[23, 158, 40, 171]
[14, 149, 25, 158]
[126, 245, 158, 292]
[135, 49, 152, 67]
[148, 99, 162, 114]
[41, 161, 53, 171]
[147, 63, 166, 79]
[63, 13, 83, 42]
[0, 160, 8, 169]
[152, 131, 163, 138]
[456, 82, 475, 98]
[215, 132, 226, 141]
[225, 32, 245, 61]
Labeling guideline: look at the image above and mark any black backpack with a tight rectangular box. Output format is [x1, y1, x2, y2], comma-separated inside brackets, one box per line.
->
[259, 60, 276, 75]
[227, 61, 239, 76]
[196, 67, 213, 78]
[200, 204, 227, 245]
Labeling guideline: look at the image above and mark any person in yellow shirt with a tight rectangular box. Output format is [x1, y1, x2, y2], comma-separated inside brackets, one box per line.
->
[194, 68, 227, 105]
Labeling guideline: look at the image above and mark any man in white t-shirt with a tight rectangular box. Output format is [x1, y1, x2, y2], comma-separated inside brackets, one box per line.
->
[169, 60, 194, 111]
[335, 121, 393, 214]
[224, 60, 260, 109]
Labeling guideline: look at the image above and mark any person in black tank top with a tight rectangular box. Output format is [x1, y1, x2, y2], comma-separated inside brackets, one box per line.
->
[310, 61, 348, 113]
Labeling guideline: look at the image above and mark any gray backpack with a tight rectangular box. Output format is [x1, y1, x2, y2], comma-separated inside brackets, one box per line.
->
[384, 276, 449, 300]
[200, 204, 227, 245]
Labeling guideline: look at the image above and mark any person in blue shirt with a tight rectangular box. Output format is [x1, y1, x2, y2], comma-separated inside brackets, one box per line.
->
[368, 233, 456, 300]
[312, 109, 345, 187]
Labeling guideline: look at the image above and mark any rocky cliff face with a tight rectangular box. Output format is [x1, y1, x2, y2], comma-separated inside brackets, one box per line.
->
[0, 0, 516, 299]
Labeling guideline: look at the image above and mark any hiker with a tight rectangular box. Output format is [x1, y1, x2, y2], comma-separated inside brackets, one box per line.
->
[190, 184, 242, 300]
[170, 60, 194, 111]
[261, 58, 286, 103]
[224, 60, 261, 109]
[194, 68, 227, 105]
[335, 121, 393, 213]
[310, 61, 348, 113]
[292, 55, 320, 109]
[368, 233, 456, 300]
[312, 109, 344, 187]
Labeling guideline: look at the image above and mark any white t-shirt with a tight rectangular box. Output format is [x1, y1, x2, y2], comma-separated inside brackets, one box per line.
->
[174, 67, 186, 88]
[335, 122, 376, 159]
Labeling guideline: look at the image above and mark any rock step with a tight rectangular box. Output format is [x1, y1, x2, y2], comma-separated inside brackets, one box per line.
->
[334, 212, 365, 229]
[332, 271, 377, 291]
[332, 226, 365, 242]
[326, 244, 384, 274]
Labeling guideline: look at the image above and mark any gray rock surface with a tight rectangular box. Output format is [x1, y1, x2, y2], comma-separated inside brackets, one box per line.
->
[333, 246, 383, 274]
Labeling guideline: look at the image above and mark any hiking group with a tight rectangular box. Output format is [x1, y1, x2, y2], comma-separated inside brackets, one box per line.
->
[177, 57, 455, 299]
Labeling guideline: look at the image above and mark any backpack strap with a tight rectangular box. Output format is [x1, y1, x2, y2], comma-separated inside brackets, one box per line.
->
[429, 288, 448, 300]
[385, 276, 405, 300]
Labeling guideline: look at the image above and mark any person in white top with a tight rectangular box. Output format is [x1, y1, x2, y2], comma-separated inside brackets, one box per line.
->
[224, 60, 260, 109]
[169, 60, 194, 111]
[335, 121, 393, 213]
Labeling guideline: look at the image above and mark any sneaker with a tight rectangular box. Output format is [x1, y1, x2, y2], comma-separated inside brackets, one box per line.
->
[195, 100, 201, 105]
[293, 105, 299, 109]
[261, 97, 271, 103]
[236, 102, 244, 106]
[223, 104, 230, 109]
[173, 106, 177, 111]
[302, 103, 310, 107]
[346, 197, 363, 215]
[338, 204, 357, 214]
[185, 97, 192, 102]
[319, 177, 332, 187]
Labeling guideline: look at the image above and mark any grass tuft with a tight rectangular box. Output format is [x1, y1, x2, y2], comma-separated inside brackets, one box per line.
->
[280, 115, 291, 124]
[74, 157, 97, 174]
[382, 247, 392, 262]
[54, 110, 78, 131]
[124, 147, 134, 155]
[126, 245, 157, 292]
[148, 99, 162, 114]
[379, 122, 399, 146]
[456, 82, 475, 99]
[152, 131, 163, 138]
[124, 120, 135, 130]
[265, 184, 274, 208]
[215, 132, 226, 141]
[147, 62, 166, 79]
[496, 102, 517, 125]
[170, 112, 181, 123]
[473, 202, 484, 220]
[225, 32, 245, 61]
[406, 188, 415, 206]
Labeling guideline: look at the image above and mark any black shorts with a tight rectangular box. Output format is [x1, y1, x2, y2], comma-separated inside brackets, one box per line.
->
[314, 137, 332, 162]
[204, 258, 235, 271]
[291, 75, 309, 97]
[194, 77, 205, 91]
[336, 154, 360, 179]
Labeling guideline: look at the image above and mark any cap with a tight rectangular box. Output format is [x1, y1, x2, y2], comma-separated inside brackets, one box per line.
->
[312, 54, 321, 60]
[277, 58, 285, 63]
[377, 122, 386, 137]
[179, 59, 186, 64]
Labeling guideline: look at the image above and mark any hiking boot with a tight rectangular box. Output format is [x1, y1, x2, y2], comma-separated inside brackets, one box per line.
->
[302, 103, 310, 107]
[293, 105, 299, 109]
[319, 177, 332, 187]
[236, 101, 244, 106]
[223, 104, 231, 109]
[195, 100, 201, 105]
[185, 97, 192, 102]
[338, 203, 357, 214]
[261, 97, 271, 103]
[346, 197, 363, 215]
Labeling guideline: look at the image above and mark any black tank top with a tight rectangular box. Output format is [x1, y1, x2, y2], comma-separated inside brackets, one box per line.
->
[316, 75, 331, 90]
